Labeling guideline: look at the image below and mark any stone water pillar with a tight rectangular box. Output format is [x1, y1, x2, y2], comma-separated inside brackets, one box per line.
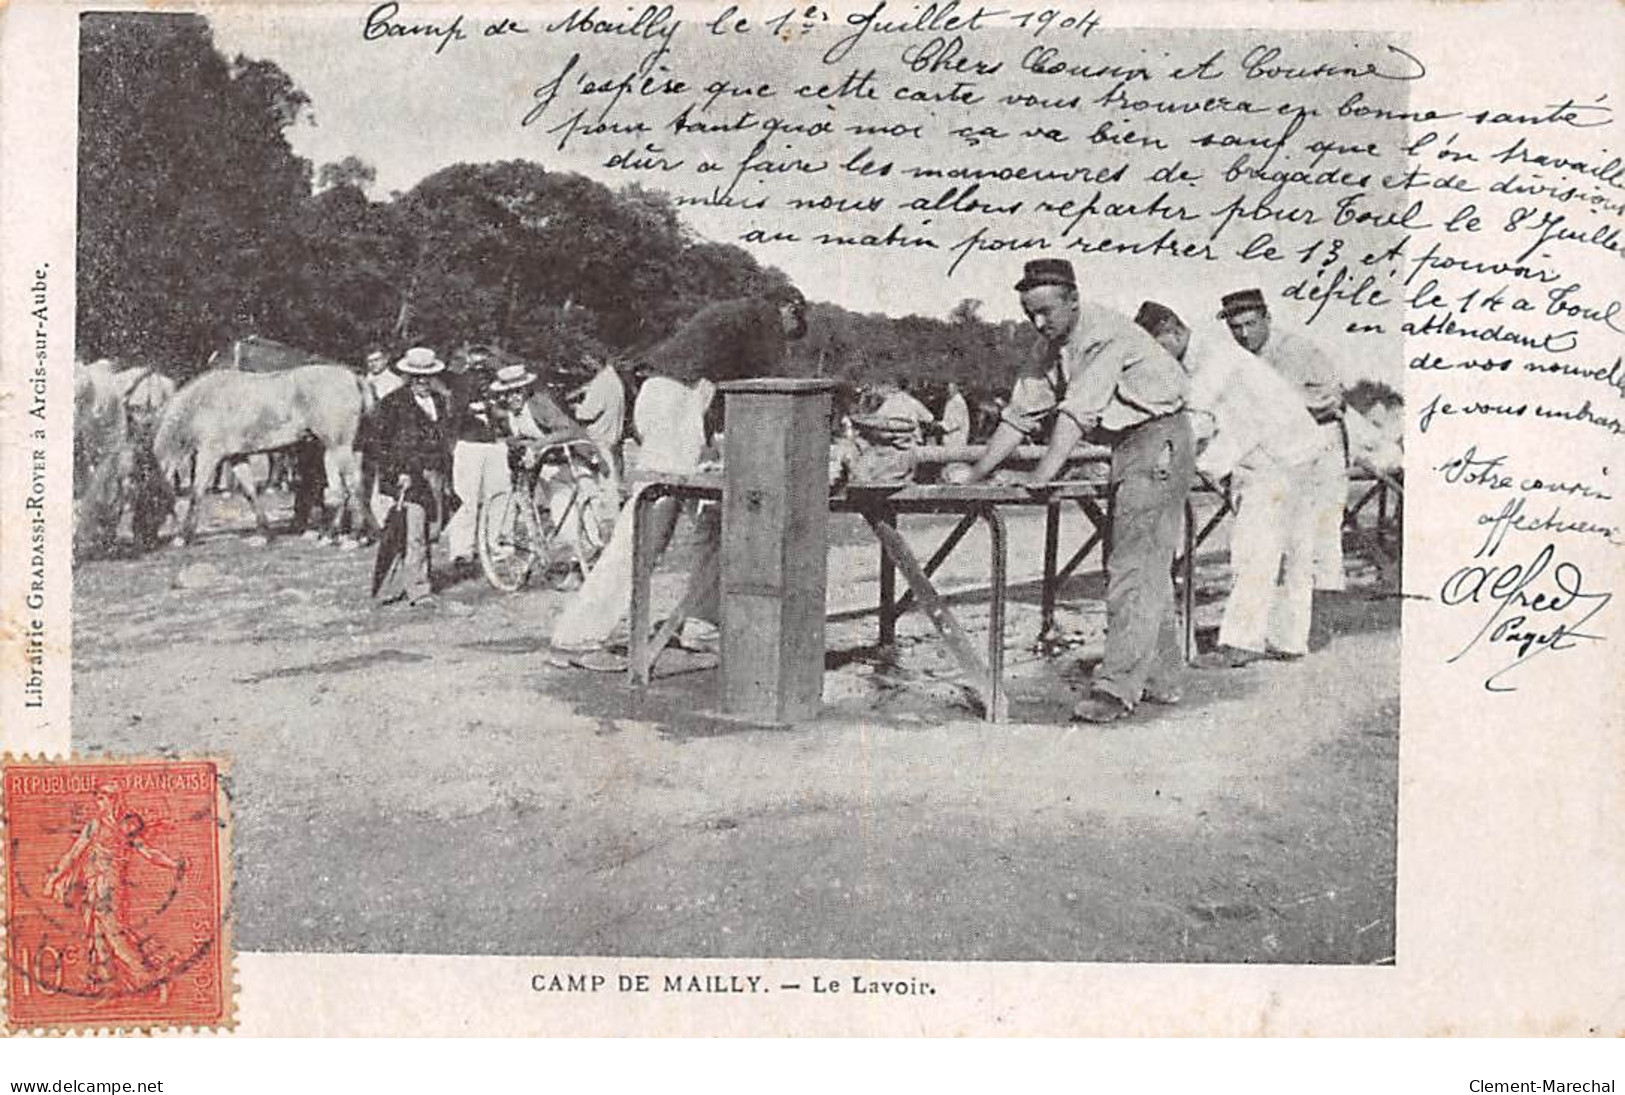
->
[718, 378, 835, 725]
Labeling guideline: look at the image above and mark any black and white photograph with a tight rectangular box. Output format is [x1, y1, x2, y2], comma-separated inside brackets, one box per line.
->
[4, 0, 1621, 1042]
[65, 4, 1413, 967]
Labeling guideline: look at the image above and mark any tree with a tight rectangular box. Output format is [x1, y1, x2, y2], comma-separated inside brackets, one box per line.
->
[262, 183, 414, 361]
[77, 14, 314, 376]
[317, 156, 378, 194]
[948, 298, 984, 326]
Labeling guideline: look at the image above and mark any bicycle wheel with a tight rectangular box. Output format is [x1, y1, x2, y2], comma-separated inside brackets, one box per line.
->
[526, 476, 579, 589]
[478, 489, 540, 592]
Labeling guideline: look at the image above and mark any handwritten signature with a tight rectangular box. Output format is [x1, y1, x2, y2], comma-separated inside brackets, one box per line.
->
[1439, 542, 1611, 692]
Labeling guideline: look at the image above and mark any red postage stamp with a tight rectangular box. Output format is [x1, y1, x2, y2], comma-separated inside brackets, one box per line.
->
[3, 758, 233, 1031]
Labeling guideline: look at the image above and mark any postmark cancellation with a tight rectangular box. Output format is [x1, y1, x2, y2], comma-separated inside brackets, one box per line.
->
[2, 757, 234, 1033]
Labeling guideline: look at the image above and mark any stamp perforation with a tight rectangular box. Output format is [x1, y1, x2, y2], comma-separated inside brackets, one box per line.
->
[2, 754, 237, 1036]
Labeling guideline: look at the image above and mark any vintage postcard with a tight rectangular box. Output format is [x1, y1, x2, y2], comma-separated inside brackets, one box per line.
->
[0, 0, 1619, 1036]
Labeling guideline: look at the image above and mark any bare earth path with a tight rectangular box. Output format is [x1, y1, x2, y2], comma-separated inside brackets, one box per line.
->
[72, 498, 1398, 964]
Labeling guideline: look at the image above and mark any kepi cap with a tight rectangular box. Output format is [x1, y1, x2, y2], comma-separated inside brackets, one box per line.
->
[1218, 289, 1268, 319]
[1133, 301, 1183, 334]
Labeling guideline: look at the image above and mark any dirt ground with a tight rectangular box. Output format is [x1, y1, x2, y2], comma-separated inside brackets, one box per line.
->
[71, 491, 1399, 964]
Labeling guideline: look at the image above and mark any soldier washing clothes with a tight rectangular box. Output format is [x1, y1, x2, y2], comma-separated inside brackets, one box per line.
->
[1220, 289, 1350, 594]
[960, 259, 1194, 724]
[1133, 302, 1325, 668]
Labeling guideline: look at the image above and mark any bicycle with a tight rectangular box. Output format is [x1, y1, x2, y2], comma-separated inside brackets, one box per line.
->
[478, 438, 615, 592]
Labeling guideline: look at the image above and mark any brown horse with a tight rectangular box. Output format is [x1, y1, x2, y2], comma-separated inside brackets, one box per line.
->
[153, 364, 375, 544]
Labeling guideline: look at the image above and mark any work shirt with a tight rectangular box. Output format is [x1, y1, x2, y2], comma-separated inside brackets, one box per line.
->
[1002, 302, 1188, 438]
[1182, 332, 1322, 480]
[639, 298, 793, 384]
[1258, 328, 1344, 423]
[573, 364, 626, 450]
[874, 390, 936, 446]
[941, 391, 970, 447]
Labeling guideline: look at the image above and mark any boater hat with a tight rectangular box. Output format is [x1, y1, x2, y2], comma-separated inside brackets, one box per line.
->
[1014, 258, 1077, 293]
[395, 347, 445, 376]
[1133, 301, 1183, 334]
[488, 364, 537, 393]
[1217, 289, 1268, 319]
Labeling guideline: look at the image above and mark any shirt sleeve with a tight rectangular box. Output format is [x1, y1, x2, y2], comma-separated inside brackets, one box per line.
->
[1001, 373, 1059, 437]
[1055, 334, 1133, 432]
[1293, 339, 1346, 420]
[1194, 399, 1247, 480]
[574, 381, 605, 423]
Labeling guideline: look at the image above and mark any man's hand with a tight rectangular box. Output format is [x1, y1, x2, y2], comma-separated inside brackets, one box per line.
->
[1008, 472, 1055, 490]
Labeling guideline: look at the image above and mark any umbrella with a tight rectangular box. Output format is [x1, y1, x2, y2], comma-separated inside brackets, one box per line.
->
[371, 481, 408, 599]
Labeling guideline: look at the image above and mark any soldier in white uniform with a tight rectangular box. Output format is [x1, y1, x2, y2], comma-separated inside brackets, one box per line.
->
[1220, 289, 1349, 592]
[1133, 302, 1325, 666]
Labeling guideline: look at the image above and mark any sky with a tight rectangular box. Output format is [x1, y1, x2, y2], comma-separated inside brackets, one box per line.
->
[209, 6, 1414, 384]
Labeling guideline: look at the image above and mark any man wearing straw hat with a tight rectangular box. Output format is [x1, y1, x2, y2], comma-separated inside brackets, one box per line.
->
[372, 347, 453, 607]
[961, 259, 1193, 724]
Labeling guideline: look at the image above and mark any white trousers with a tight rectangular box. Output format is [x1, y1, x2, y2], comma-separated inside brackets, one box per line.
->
[1218, 461, 1317, 656]
[550, 377, 713, 648]
[446, 440, 511, 562]
[1309, 423, 1348, 591]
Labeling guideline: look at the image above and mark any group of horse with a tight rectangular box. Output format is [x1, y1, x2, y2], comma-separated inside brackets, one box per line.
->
[72, 338, 377, 559]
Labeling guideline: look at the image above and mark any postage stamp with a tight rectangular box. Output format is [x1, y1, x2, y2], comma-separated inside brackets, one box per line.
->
[2, 758, 232, 1032]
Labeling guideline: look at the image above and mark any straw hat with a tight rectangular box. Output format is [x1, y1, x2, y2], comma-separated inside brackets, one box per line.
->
[488, 364, 537, 393]
[394, 347, 445, 376]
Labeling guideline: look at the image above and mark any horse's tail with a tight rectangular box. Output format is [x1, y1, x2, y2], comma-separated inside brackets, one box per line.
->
[355, 369, 377, 420]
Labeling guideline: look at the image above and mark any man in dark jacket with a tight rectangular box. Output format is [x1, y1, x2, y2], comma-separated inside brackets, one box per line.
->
[550, 286, 808, 656]
[372, 347, 453, 607]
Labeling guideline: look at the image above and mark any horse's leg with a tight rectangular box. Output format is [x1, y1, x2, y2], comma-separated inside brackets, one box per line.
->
[350, 446, 379, 541]
[354, 445, 381, 542]
[322, 444, 368, 547]
[229, 457, 274, 540]
[287, 441, 318, 534]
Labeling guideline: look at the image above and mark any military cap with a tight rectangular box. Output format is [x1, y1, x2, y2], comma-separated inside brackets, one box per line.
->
[1218, 288, 1269, 319]
[1014, 258, 1077, 293]
[1133, 301, 1184, 334]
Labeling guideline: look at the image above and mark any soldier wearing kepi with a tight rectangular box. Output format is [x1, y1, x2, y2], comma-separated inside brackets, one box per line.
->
[1133, 301, 1323, 667]
[960, 259, 1194, 723]
[1219, 289, 1349, 594]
